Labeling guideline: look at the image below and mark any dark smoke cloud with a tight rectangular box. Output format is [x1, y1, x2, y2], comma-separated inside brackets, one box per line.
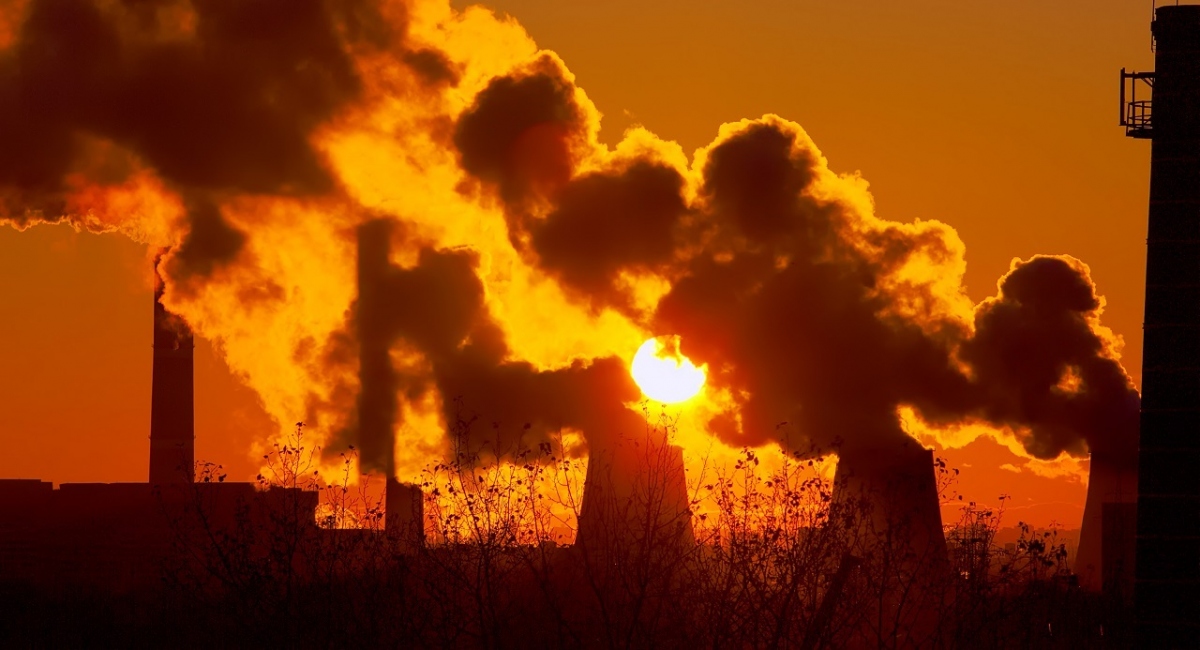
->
[0, 0, 360, 286]
[452, 105, 1138, 465]
[454, 59, 696, 313]
[386, 244, 644, 457]
[453, 55, 585, 206]
[700, 122, 822, 246]
[167, 199, 247, 281]
[331, 219, 647, 473]
[0, 0, 457, 279]
[1, 0, 364, 207]
[653, 120, 973, 456]
[528, 161, 688, 311]
[964, 256, 1140, 468]
[403, 48, 460, 87]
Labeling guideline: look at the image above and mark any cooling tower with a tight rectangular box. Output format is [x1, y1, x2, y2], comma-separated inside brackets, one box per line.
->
[1075, 453, 1137, 592]
[831, 442, 948, 566]
[576, 436, 694, 553]
[831, 442, 948, 642]
[1127, 5, 1200, 643]
[1102, 501, 1138, 602]
[148, 262, 195, 485]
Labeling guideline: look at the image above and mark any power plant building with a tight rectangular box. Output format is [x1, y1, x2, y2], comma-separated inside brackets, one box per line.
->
[0, 272, 320, 593]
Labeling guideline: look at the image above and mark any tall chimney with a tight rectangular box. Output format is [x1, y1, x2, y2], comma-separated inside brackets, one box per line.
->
[149, 257, 195, 484]
[1122, 6, 1200, 643]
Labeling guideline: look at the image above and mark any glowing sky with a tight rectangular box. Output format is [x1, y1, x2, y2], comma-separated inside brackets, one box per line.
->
[0, 0, 1155, 528]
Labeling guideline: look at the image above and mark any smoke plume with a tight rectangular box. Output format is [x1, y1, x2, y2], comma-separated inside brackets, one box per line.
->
[1, 0, 1137, 480]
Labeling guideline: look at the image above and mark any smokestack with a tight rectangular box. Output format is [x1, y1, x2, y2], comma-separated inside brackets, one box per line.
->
[1075, 453, 1137, 592]
[1123, 6, 1200, 643]
[149, 257, 195, 485]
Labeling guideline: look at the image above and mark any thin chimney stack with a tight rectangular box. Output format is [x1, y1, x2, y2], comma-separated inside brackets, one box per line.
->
[148, 256, 195, 485]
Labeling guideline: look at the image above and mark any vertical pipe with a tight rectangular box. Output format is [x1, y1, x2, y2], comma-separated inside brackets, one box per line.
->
[1121, 68, 1127, 126]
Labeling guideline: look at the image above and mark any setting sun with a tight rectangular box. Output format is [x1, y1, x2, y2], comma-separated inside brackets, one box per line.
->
[630, 337, 707, 404]
[0, 0, 1172, 641]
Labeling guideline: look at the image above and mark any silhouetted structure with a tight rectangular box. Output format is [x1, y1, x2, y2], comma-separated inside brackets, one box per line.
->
[831, 443, 948, 566]
[149, 257, 194, 485]
[1102, 501, 1138, 602]
[356, 219, 426, 544]
[0, 258, 319, 598]
[0, 479, 317, 593]
[831, 443, 949, 641]
[1074, 452, 1137, 591]
[576, 434, 695, 554]
[385, 477, 424, 549]
[1122, 4, 1200, 644]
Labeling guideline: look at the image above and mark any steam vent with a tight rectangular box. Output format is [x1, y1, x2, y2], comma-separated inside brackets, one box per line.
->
[1123, 5, 1200, 643]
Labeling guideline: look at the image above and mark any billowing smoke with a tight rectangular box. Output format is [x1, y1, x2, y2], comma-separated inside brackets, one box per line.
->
[453, 58, 1138, 466]
[964, 256, 1140, 468]
[0, 0, 428, 277]
[331, 218, 647, 474]
[0, 0, 1137, 479]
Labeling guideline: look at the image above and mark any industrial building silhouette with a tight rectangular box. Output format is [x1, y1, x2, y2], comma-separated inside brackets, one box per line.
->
[0, 273, 326, 594]
[0, 231, 946, 606]
[0, 245, 440, 597]
[5, 5, 1184, 633]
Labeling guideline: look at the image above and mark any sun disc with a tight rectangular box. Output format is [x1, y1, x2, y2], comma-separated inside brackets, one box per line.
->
[630, 337, 706, 404]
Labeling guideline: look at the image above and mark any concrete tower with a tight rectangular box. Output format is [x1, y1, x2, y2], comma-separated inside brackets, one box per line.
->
[830, 442, 948, 643]
[1122, 5, 1200, 643]
[831, 443, 948, 567]
[1074, 453, 1137, 593]
[576, 434, 695, 554]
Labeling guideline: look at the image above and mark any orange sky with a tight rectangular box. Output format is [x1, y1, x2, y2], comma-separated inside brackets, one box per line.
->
[0, 0, 1156, 528]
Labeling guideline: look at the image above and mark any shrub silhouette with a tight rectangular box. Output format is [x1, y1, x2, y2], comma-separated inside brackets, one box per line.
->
[2, 415, 1129, 648]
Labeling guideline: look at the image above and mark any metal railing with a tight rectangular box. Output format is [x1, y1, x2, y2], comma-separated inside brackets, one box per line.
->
[1121, 68, 1155, 139]
[1126, 100, 1154, 138]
